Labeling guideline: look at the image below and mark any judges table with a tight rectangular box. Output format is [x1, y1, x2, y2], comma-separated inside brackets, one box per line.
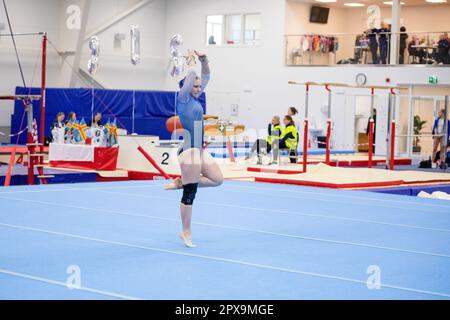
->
[49, 143, 119, 171]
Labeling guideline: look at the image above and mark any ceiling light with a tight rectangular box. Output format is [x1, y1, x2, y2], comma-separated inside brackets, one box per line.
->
[344, 3, 366, 6]
[425, 0, 447, 3]
[384, 1, 405, 4]
[315, 0, 337, 2]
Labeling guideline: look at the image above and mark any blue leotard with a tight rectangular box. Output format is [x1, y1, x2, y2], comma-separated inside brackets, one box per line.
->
[176, 57, 210, 153]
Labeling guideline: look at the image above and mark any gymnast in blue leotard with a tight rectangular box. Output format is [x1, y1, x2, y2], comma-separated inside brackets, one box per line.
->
[165, 50, 223, 248]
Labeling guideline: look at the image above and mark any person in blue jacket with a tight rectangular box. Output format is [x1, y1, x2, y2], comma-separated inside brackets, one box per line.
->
[432, 109, 450, 169]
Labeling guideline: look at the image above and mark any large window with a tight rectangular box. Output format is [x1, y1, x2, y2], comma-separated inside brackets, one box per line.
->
[206, 15, 224, 46]
[244, 14, 261, 45]
[226, 14, 242, 45]
[206, 13, 261, 46]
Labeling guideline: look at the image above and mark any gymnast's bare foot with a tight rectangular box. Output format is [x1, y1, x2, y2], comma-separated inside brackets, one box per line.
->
[165, 177, 183, 190]
[179, 231, 197, 248]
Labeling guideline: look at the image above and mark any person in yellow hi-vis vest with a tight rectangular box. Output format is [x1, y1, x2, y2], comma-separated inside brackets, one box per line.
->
[271, 115, 298, 165]
[246, 116, 282, 165]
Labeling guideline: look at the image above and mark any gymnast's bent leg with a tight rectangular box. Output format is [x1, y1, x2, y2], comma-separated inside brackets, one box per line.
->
[178, 148, 202, 247]
[199, 150, 224, 188]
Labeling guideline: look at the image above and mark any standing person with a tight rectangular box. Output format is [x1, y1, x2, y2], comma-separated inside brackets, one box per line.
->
[246, 116, 282, 165]
[436, 33, 449, 65]
[287, 107, 300, 127]
[432, 109, 450, 169]
[368, 26, 379, 64]
[379, 22, 389, 64]
[165, 50, 223, 248]
[399, 26, 408, 64]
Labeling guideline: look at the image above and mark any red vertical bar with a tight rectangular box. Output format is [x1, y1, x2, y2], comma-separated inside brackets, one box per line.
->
[325, 85, 332, 165]
[368, 120, 374, 168]
[40, 34, 47, 145]
[303, 119, 308, 173]
[38, 34, 48, 184]
[4, 148, 17, 187]
[389, 88, 396, 171]
[368, 87, 375, 168]
[27, 134, 34, 185]
[325, 120, 331, 164]
[390, 120, 396, 170]
[302, 83, 310, 173]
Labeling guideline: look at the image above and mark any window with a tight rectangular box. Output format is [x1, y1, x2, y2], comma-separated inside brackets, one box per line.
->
[225, 15, 242, 45]
[244, 14, 261, 45]
[206, 13, 261, 46]
[206, 15, 223, 45]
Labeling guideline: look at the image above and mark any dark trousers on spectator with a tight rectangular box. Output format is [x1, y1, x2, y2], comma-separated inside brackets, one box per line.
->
[399, 48, 405, 64]
[370, 42, 378, 64]
[380, 42, 388, 64]
[250, 139, 271, 156]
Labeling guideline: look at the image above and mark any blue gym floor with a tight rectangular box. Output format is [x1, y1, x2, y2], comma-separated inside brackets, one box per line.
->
[0, 180, 449, 300]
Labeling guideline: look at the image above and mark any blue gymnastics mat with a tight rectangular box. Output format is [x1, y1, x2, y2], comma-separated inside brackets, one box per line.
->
[0, 180, 449, 299]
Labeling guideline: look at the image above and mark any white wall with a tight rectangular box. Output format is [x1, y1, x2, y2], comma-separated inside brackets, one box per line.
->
[343, 4, 450, 33]
[285, 2, 349, 64]
[55, 0, 167, 89]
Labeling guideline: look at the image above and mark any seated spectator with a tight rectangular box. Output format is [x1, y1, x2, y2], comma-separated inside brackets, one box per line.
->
[208, 35, 216, 45]
[90, 113, 102, 128]
[408, 36, 424, 64]
[271, 115, 299, 165]
[246, 116, 282, 165]
[66, 112, 77, 123]
[354, 34, 363, 63]
[52, 112, 65, 129]
[46, 112, 65, 145]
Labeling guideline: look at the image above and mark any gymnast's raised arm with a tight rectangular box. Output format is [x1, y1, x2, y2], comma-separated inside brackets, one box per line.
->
[178, 51, 210, 103]
[197, 52, 210, 94]
[178, 68, 198, 104]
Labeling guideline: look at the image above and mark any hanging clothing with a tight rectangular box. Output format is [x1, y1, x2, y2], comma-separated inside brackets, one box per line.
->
[302, 36, 309, 52]
[300, 34, 340, 55]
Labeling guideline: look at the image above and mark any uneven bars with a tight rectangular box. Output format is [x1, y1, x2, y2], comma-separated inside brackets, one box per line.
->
[0, 32, 45, 37]
[0, 95, 41, 100]
[288, 81, 400, 90]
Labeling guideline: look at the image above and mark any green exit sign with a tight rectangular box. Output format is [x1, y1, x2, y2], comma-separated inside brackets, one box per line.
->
[428, 75, 439, 84]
